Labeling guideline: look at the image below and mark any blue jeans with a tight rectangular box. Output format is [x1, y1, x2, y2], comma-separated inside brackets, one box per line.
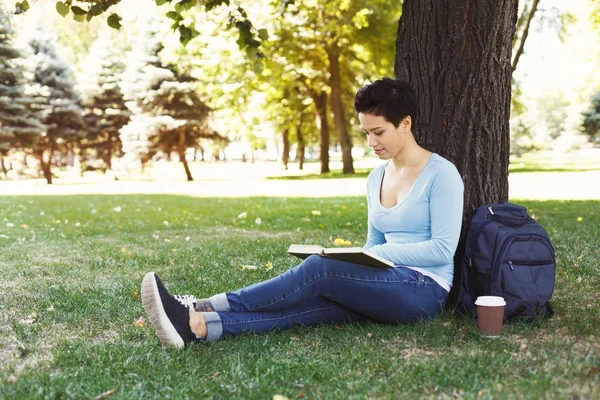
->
[202, 255, 448, 341]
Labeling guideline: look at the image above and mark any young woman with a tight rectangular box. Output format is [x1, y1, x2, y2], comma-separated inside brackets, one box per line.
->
[141, 78, 464, 348]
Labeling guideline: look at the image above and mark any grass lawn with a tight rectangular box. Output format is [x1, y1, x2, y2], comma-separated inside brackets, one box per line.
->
[0, 195, 598, 399]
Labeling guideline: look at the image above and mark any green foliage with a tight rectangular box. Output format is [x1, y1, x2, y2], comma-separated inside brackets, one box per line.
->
[582, 90, 600, 142]
[36, 0, 267, 64]
[78, 28, 131, 171]
[21, 23, 84, 150]
[120, 20, 225, 176]
[0, 5, 44, 155]
[0, 195, 598, 398]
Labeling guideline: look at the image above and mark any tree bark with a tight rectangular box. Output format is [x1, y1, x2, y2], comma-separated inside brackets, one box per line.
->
[311, 91, 330, 174]
[35, 149, 53, 185]
[296, 119, 305, 170]
[281, 128, 290, 170]
[0, 156, 7, 178]
[327, 44, 354, 174]
[177, 129, 194, 181]
[395, 0, 518, 304]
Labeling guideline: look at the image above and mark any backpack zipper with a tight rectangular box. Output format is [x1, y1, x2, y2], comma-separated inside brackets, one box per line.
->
[492, 233, 555, 281]
[468, 206, 537, 268]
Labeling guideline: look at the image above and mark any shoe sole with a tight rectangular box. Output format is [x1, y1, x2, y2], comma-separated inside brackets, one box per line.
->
[141, 272, 185, 349]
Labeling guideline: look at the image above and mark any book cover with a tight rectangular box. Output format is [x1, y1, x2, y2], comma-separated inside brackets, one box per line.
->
[287, 244, 394, 269]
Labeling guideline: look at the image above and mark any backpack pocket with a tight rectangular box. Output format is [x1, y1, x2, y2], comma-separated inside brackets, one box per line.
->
[500, 260, 555, 319]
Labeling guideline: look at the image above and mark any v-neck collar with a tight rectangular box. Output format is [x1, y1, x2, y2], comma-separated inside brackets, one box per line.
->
[377, 153, 436, 211]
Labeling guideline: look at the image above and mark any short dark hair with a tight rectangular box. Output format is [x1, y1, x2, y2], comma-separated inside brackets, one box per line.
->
[354, 78, 417, 128]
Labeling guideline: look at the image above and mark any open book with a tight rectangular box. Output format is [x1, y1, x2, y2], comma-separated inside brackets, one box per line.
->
[287, 244, 394, 269]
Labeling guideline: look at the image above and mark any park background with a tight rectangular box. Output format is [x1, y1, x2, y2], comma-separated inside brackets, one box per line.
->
[1, 0, 599, 398]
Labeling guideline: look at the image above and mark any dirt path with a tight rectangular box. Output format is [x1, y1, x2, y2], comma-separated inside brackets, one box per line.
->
[1, 161, 599, 200]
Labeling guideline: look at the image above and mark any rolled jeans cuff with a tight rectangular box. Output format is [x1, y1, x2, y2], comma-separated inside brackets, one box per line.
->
[209, 293, 231, 312]
[203, 312, 223, 342]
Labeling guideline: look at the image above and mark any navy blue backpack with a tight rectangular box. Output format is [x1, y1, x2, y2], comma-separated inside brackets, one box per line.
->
[455, 202, 556, 320]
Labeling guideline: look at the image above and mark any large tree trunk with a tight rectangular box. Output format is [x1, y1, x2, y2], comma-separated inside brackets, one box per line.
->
[395, 0, 518, 305]
[327, 44, 354, 175]
[177, 130, 193, 181]
[281, 128, 290, 170]
[312, 91, 330, 174]
[296, 119, 305, 170]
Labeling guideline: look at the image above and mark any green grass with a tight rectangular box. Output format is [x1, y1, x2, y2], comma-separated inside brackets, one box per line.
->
[0, 195, 598, 399]
[267, 168, 372, 180]
[509, 150, 600, 173]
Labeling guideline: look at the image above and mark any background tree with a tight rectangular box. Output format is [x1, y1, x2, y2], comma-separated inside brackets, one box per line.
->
[121, 19, 224, 181]
[582, 90, 600, 143]
[21, 23, 84, 184]
[0, 6, 44, 178]
[395, 1, 518, 304]
[78, 28, 131, 172]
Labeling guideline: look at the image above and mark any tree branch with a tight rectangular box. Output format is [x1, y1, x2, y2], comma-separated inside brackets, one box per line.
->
[512, 0, 540, 72]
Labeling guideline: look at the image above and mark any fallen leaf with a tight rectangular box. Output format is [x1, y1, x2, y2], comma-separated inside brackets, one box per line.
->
[265, 261, 273, 271]
[577, 255, 583, 260]
[133, 316, 145, 327]
[93, 388, 117, 399]
[333, 237, 352, 246]
[132, 291, 138, 301]
[20, 317, 35, 325]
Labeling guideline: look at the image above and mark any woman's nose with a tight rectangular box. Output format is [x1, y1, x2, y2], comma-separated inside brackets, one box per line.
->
[367, 134, 377, 147]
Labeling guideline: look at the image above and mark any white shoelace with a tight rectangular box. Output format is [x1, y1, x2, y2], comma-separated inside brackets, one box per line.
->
[173, 294, 197, 310]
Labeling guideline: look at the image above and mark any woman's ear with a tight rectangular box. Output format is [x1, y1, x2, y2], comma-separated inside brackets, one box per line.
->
[401, 116, 412, 132]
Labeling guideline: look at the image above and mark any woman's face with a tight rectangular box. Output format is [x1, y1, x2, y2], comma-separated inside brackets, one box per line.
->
[358, 113, 410, 159]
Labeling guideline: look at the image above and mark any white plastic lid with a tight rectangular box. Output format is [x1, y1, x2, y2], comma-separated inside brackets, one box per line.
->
[475, 296, 506, 306]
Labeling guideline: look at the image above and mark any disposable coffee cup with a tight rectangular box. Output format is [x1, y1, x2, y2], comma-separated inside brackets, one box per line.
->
[475, 296, 506, 337]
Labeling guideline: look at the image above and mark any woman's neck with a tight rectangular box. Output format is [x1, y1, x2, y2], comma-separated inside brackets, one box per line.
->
[389, 137, 430, 170]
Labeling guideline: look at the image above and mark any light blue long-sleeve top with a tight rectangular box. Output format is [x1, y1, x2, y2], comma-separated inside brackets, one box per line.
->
[364, 153, 464, 291]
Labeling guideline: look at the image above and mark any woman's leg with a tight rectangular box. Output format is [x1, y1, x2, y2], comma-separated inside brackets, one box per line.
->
[208, 255, 447, 324]
[142, 255, 447, 347]
[201, 296, 366, 341]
